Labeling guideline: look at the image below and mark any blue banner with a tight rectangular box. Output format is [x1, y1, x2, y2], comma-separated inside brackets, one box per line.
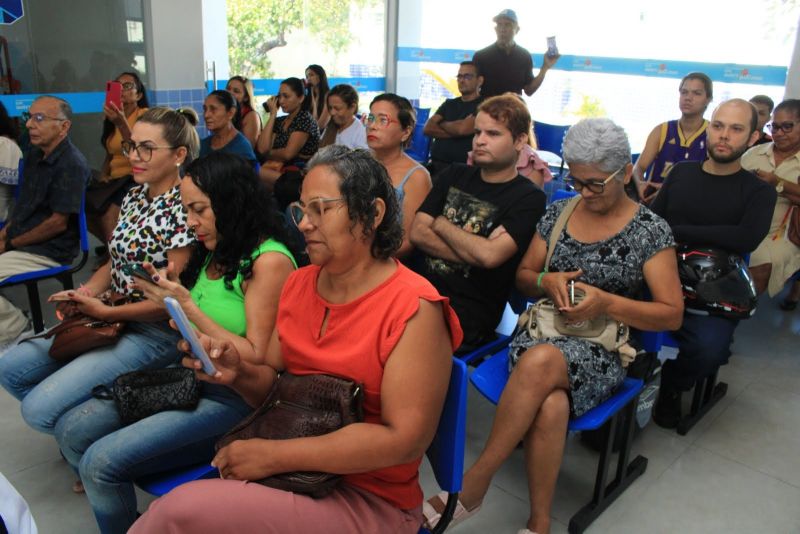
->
[208, 77, 386, 96]
[0, 0, 23, 24]
[0, 92, 104, 117]
[3, 77, 387, 117]
[397, 47, 787, 87]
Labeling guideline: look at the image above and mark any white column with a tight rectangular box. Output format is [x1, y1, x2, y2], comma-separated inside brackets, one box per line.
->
[143, 0, 206, 90]
[785, 16, 800, 99]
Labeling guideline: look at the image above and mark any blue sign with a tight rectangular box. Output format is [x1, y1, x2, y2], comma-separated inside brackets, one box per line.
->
[397, 47, 788, 87]
[0, 0, 23, 25]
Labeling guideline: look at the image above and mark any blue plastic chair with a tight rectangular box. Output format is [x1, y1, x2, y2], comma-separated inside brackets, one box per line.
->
[136, 358, 469, 534]
[469, 349, 647, 533]
[405, 107, 432, 163]
[0, 187, 90, 332]
[550, 187, 577, 204]
[533, 122, 570, 179]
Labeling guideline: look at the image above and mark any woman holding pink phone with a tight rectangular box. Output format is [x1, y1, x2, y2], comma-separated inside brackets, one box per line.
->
[53, 152, 297, 534]
[87, 72, 150, 268]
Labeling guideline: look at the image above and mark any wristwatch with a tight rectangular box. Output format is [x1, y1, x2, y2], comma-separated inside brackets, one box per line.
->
[776, 180, 785, 193]
[5, 238, 15, 251]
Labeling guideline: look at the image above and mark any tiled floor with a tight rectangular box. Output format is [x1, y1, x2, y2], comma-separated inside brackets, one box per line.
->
[1, 262, 800, 533]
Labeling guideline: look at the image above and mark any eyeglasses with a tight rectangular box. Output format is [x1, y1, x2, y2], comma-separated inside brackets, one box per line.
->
[120, 81, 136, 91]
[289, 197, 345, 227]
[767, 121, 797, 134]
[456, 74, 476, 80]
[566, 166, 625, 194]
[121, 140, 177, 162]
[22, 111, 67, 123]
[366, 113, 398, 128]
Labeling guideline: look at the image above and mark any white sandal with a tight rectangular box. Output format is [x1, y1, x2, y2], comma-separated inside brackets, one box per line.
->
[422, 490, 482, 530]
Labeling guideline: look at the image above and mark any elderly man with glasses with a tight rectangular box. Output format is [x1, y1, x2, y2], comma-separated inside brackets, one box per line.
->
[741, 98, 800, 306]
[0, 95, 90, 355]
[423, 61, 484, 176]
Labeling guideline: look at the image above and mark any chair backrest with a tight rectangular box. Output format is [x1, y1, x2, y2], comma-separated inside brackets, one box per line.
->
[550, 188, 578, 203]
[405, 107, 432, 163]
[425, 357, 468, 495]
[533, 122, 570, 159]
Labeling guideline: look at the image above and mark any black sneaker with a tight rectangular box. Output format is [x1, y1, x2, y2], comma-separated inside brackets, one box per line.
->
[653, 387, 681, 429]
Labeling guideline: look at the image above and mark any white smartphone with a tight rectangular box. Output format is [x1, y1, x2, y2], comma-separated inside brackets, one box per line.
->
[546, 36, 559, 58]
[164, 297, 218, 375]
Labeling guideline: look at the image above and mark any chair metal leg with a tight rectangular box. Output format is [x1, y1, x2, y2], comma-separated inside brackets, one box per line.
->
[677, 371, 727, 436]
[57, 273, 74, 291]
[24, 282, 44, 333]
[569, 396, 648, 534]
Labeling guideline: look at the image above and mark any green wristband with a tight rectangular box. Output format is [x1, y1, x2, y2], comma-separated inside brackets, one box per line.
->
[536, 271, 547, 288]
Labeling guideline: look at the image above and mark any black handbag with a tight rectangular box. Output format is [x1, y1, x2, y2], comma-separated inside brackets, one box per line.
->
[92, 367, 200, 425]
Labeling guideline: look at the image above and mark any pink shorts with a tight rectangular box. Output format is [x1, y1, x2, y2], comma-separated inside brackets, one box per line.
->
[130, 479, 423, 534]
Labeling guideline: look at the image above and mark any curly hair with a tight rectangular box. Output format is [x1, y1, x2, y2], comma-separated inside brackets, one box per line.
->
[306, 145, 402, 259]
[562, 118, 631, 175]
[179, 152, 294, 290]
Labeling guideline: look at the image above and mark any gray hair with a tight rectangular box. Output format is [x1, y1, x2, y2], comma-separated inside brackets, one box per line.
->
[306, 145, 402, 259]
[34, 95, 73, 121]
[562, 118, 631, 175]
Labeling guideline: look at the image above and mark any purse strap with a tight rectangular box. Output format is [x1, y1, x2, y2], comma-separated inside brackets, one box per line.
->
[544, 195, 582, 271]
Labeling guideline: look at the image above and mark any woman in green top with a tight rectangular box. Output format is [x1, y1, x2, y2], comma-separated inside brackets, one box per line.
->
[54, 152, 297, 534]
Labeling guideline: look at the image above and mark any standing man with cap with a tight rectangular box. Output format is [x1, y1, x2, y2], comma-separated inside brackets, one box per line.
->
[472, 9, 560, 99]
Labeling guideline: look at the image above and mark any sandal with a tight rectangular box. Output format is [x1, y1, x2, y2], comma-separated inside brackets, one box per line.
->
[780, 298, 798, 311]
[422, 490, 481, 530]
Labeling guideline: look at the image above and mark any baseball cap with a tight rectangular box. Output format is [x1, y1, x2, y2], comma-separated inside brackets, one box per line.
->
[493, 9, 518, 24]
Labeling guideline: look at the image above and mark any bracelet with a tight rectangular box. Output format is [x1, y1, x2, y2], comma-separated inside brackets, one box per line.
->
[536, 271, 547, 288]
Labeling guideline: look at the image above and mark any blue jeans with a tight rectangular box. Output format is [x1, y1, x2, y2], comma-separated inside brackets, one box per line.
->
[54, 390, 251, 534]
[0, 321, 182, 434]
[662, 313, 739, 391]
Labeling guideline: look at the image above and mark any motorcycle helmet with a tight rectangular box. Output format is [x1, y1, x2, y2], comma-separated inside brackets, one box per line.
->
[676, 246, 757, 319]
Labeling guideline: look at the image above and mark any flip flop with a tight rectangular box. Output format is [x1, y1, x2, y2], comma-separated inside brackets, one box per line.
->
[422, 490, 481, 530]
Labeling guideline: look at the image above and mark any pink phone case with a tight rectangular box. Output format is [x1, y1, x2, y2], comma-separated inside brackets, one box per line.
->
[105, 81, 122, 110]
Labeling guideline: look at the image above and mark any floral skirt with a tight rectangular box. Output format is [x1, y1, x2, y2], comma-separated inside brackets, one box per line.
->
[508, 329, 625, 417]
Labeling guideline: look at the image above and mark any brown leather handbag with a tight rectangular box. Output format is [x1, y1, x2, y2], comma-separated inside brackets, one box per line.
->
[45, 314, 126, 362]
[216, 372, 364, 498]
[25, 295, 128, 362]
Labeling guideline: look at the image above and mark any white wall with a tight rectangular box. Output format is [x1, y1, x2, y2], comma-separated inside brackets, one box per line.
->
[785, 15, 800, 99]
[144, 0, 205, 90]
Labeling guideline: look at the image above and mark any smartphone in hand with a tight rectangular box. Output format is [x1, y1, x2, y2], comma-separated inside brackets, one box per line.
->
[105, 81, 122, 110]
[546, 36, 559, 58]
[121, 263, 151, 280]
[164, 297, 218, 376]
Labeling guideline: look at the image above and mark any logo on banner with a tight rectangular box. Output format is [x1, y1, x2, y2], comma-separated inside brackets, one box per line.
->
[0, 0, 23, 24]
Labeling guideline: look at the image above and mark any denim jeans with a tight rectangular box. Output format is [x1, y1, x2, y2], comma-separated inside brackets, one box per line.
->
[54, 389, 251, 534]
[662, 313, 739, 391]
[0, 321, 182, 434]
